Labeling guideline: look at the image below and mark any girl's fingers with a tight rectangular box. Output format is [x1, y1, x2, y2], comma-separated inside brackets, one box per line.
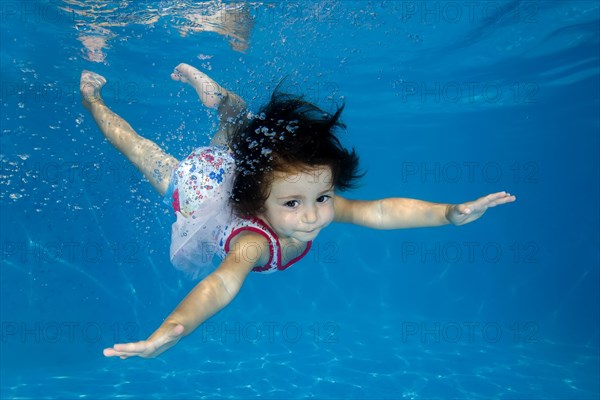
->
[456, 204, 471, 215]
[104, 341, 153, 357]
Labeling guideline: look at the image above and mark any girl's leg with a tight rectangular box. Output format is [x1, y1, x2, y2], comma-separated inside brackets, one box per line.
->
[80, 71, 179, 196]
[170, 63, 246, 147]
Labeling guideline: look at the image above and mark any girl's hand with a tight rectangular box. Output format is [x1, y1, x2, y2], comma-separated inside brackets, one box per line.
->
[446, 191, 516, 226]
[103, 323, 185, 359]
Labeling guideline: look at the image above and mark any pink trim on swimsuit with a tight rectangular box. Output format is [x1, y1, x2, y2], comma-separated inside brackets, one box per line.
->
[172, 188, 181, 213]
[250, 217, 312, 270]
[224, 217, 312, 272]
[224, 226, 275, 271]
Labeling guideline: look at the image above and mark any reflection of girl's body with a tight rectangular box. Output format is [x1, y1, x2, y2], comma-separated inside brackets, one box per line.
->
[63, 1, 254, 62]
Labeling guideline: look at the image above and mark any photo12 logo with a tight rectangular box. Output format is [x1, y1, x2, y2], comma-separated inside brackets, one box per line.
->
[401, 321, 539, 344]
[1, 240, 139, 265]
[393, 81, 539, 105]
[401, 162, 540, 184]
[1, 80, 139, 107]
[0, 1, 76, 24]
[400, 241, 540, 265]
[0, 159, 142, 188]
[1, 321, 140, 344]
[394, 1, 540, 24]
[200, 321, 340, 344]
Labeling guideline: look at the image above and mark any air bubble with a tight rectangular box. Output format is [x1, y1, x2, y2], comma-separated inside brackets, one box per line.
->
[286, 125, 298, 133]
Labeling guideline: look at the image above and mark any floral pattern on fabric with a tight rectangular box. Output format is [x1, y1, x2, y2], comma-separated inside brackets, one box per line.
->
[173, 147, 232, 217]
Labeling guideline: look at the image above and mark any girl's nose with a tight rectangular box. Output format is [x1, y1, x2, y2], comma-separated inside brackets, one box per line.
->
[303, 205, 318, 224]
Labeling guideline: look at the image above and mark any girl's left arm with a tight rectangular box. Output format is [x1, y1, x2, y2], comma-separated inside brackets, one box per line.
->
[334, 191, 516, 229]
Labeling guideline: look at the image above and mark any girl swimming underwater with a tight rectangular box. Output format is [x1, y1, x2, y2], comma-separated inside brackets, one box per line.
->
[80, 63, 515, 359]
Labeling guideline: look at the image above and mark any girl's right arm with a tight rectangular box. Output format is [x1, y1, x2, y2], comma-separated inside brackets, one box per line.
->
[103, 232, 267, 359]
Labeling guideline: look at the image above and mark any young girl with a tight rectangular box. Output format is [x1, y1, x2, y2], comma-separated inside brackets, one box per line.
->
[80, 63, 516, 359]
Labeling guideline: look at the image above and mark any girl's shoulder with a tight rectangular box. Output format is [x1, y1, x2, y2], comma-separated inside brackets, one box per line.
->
[224, 229, 271, 268]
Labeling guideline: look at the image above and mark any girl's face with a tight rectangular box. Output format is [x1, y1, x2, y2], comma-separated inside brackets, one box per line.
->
[258, 165, 335, 244]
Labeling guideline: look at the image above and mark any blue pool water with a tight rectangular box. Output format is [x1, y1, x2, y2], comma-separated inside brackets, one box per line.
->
[1, 1, 599, 399]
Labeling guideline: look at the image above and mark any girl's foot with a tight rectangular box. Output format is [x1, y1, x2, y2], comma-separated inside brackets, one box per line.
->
[170, 63, 228, 108]
[80, 70, 107, 108]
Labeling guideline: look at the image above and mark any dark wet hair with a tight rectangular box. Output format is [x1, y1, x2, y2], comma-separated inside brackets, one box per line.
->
[229, 90, 362, 217]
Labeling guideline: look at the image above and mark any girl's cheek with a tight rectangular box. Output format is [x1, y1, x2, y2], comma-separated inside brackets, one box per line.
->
[323, 205, 335, 223]
[282, 213, 296, 225]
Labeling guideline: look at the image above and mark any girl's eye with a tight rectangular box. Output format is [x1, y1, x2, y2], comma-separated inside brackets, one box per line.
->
[284, 200, 299, 208]
[317, 195, 331, 203]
